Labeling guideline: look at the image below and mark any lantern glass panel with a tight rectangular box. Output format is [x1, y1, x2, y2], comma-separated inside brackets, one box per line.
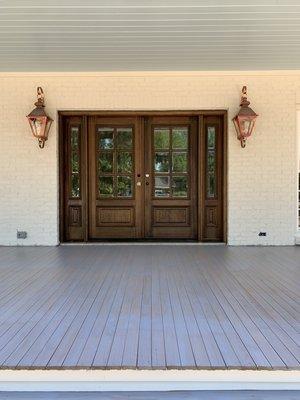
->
[33, 119, 44, 136]
[243, 119, 251, 135]
[45, 118, 52, 136]
[29, 117, 49, 139]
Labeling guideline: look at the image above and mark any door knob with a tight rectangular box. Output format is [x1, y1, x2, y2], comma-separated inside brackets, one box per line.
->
[136, 181, 142, 186]
[145, 173, 150, 178]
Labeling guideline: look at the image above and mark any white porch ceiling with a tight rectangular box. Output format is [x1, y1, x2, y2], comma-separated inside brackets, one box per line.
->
[1, 0, 300, 71]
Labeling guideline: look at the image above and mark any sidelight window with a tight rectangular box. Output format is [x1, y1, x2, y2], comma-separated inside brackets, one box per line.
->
[70, 126, 81, 198]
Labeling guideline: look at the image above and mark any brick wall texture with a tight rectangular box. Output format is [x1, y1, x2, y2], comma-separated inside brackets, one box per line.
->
[0, 72, 299, 245]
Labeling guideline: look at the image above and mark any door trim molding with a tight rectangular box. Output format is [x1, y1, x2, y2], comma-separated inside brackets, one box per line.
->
[59, 110, 228, 243]
[59, 110, 227, 117]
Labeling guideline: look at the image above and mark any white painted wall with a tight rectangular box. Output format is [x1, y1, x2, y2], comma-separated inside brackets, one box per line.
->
[298, 109, 300, 172]
[0, 71, 299, 246]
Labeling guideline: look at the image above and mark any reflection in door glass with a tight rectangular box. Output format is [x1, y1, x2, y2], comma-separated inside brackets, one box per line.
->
[117, 176, 132, 197]
[154, 128, 170, 149]
[207, 126, 217, 198]
[172, 128, 188, 149]
[98, 128, 114, 149]
[172, 176, 188, 197]
[172, 152, 187, 173]
[155, 176, 170, 197]
[99, 153, 113, 173]
[71, 127, 79, 148]
[71, 174, 80, 198]
[117, 152, 133, 174]
[70, 126, 80, 198]
[71, 151, 79, 173]
[99, 176, 114, 197]
[117, 128, 133, 149]
[155, 152, 170, 173]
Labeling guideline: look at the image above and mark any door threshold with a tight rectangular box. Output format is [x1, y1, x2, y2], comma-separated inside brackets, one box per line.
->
[60, 242, 227, 246]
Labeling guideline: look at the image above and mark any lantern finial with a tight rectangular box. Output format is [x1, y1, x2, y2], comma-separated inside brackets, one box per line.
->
[35, 87, 45, 107]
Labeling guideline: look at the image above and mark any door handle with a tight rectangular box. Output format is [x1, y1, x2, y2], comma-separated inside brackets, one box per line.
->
[136, 181, 142, 187]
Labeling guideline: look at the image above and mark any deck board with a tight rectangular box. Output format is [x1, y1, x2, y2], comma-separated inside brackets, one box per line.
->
[0, 245, 299, 370]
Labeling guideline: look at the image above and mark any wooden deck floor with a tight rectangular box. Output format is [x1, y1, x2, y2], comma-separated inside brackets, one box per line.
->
[0, 245, 299, 370]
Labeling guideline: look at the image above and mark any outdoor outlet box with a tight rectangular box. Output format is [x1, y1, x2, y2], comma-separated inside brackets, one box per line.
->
[17, 231, 27, 239]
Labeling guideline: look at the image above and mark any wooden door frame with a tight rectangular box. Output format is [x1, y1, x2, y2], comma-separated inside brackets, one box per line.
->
[59, 110, 228, 243]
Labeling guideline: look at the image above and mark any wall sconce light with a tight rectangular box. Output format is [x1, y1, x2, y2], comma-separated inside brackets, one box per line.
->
[27, 87, 53, 148]
[233, 86, 258, 148]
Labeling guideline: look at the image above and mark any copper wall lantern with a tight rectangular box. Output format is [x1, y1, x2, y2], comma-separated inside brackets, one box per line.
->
[233, 86, 258, 148]
[27, 87, 53, 148]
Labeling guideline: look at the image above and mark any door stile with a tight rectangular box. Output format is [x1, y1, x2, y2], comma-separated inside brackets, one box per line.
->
[83, 115, 88, 242]
[198, 114, 205, 241]
[190, 117, 198, 238]
[88, 115, 95, 240]
[138, 116, 146, 238]
[135, 116, 144, 238]
[144, 116, 152, 238]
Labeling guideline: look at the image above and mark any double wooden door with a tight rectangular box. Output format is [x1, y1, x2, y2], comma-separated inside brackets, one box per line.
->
[60, 113, 225, 242]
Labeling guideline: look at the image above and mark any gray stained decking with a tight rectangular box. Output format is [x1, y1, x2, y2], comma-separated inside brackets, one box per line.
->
[0, 392, 299, 400]
[0, 245, 299, 370]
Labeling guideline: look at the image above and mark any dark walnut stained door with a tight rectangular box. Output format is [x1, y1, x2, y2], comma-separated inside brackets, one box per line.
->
[144, 116, 198, 239]
[61, 113, 225, 242]
[88, 116, 143, 239]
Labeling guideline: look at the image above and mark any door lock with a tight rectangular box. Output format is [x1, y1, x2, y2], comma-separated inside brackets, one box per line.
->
[145, 173, 150, 178]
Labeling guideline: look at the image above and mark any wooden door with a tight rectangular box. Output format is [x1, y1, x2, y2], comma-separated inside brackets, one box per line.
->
[88, 116, 143, 239]
[144, 116, 198, 239]
[60, 112, 226, 242]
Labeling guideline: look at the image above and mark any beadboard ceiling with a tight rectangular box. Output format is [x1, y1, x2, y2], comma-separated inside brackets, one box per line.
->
[1, 0, 300, 71]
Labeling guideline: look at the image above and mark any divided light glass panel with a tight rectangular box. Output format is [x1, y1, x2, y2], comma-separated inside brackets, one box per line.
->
[172, 128, 188, 149]
[97, 126, 134, 198]
[153, 126, 189, 198]
[70, 126, 80, 198]
[172, 176, 188, 197]
[206, 126, 217, 198]
[99, 128, 114, 149]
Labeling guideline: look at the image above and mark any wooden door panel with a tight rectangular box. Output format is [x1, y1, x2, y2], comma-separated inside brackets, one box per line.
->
[88, 116, 142, 239]
[144, 116, 198, 239]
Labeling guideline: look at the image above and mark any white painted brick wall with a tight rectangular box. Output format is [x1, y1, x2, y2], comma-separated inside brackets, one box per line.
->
[0, 72, 298, 245]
